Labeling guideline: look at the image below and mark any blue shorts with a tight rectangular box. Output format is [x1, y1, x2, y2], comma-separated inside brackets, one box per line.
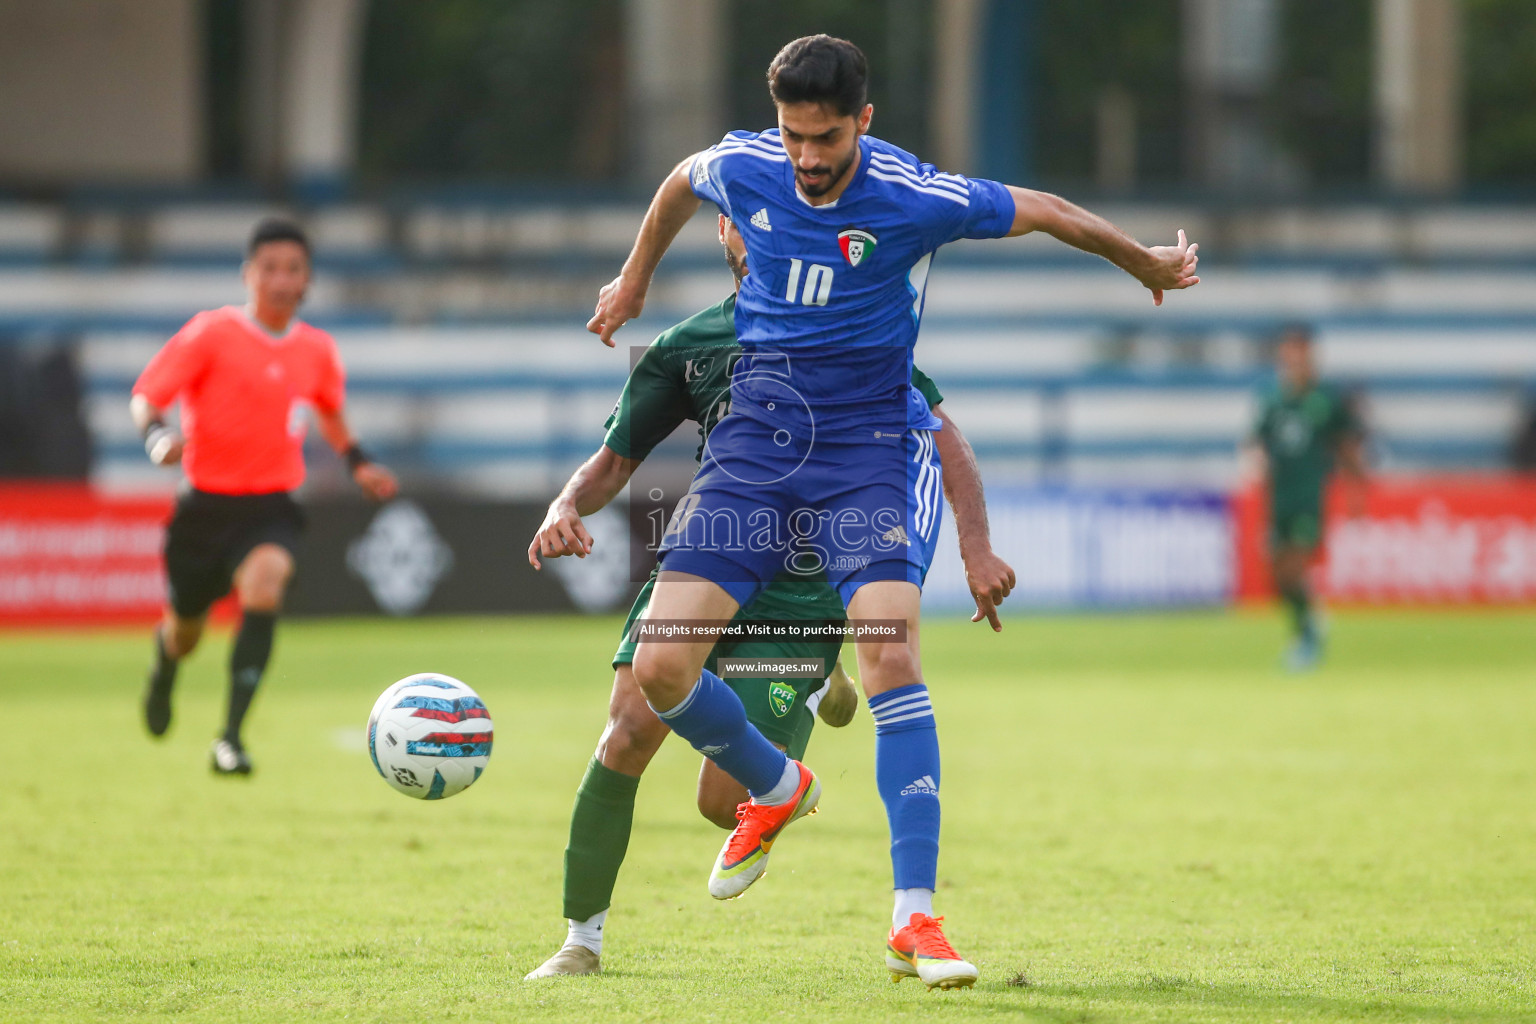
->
[658, 415, 944, 607]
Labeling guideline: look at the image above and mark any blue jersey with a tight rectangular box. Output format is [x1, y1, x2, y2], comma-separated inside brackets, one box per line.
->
[689, 129, 1014, 443]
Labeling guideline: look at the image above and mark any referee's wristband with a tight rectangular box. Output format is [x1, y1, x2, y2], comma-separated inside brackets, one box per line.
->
[344, 443, 372, 472]
[143, 424, 173, 461]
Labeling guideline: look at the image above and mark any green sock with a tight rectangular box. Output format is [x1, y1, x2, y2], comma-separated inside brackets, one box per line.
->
[562, 757, 641, 923]
[1280, 585, 1313, 641]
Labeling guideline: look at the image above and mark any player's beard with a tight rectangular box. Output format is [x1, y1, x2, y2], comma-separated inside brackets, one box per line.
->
[797, 147, 859, 198]
[724, 245, 746, 284]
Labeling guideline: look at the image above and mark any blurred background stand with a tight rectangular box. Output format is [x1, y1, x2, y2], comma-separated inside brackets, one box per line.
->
[0, 336, 91, 479]
[2, 0, 1535, 620]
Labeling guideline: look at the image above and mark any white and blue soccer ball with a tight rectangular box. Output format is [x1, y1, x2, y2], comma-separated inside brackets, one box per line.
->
[368, 673, 492, 800]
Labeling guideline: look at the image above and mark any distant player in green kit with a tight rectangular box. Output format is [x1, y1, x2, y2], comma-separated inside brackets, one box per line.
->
[1249, 324, 1367, 670]
[522, 214, 1013, 978]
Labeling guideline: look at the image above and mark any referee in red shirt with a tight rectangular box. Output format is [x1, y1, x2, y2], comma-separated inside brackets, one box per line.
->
[130, 218, 397, 774]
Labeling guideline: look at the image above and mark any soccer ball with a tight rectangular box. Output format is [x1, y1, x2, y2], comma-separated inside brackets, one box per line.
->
[368, 673, 492, 800]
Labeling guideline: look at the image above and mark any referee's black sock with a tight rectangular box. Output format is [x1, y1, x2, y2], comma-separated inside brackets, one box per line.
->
[224, 611, 277, 745]
[151, 627, 180, 689]
[143, 627, 181, 737]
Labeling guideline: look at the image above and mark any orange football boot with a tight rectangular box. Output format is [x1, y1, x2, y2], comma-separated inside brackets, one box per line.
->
[707, 760, 820, 899]
[886, 913, 978, 989]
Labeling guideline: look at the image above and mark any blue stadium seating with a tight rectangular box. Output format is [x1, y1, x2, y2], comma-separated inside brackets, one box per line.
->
[0, 199, 1530, 494]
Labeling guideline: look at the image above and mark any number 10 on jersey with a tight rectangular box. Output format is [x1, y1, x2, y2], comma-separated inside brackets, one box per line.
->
[786, 258, 833, 306]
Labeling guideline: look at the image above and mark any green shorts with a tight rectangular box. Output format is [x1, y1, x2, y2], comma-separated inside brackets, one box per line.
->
[1271, 508, 1323, 551]
[613, 575, 844, 760]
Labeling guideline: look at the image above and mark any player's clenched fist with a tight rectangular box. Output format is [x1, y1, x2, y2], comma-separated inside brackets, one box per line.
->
[1141, 228, 1200, 306]
[527, 500, 594, 569]
[352, 462, 398, 503]
[587, 275, 648, 347]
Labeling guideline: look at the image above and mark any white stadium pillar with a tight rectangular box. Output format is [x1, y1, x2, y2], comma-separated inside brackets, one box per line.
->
[931, 0, 983, 174]
[1182, 0, 1291, 190]
[625, 0, 726, 184]
[244, 0, 367, 193]
[1374, 0, 1462, 193]
[282, 0, 366, 190]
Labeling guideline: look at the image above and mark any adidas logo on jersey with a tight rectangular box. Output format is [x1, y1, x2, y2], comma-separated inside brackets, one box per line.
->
[882, 524, 911, 547]
[900, 774, 938, 796]
[750, 208, 771, 231]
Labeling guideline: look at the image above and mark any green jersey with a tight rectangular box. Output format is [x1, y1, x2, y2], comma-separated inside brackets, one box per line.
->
[1253, 382, 1361, 517]
[603, 293, 943, 463]
[602, 293, 944, 625]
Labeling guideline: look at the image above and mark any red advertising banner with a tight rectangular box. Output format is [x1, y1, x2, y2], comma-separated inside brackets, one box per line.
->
[1235, 476, 1536, 604]
[0, 484, 173, 625]
[8, 478, 1534, 623]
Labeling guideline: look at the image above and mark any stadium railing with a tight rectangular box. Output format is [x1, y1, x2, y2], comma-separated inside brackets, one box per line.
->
[3, 198, 1533, 492]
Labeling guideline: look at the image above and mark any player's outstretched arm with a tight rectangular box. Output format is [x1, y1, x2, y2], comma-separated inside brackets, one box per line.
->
[1336, 434, 1370, 516]
[315, 407, 397, 502]
[1004, 187, 1200, 306]
[528, 444, 642, 569]
[932, 404, 1016, 631]
[588, 158, 703, 347]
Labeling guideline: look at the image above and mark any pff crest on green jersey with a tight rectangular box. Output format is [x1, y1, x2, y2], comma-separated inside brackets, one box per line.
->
[838, 229, 877, 267]
[768, 681, 796, 717]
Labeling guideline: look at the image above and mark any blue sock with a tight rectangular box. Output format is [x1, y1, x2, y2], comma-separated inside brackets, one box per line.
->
[869, 683, 940, 890]
[654, 669, 788, 797]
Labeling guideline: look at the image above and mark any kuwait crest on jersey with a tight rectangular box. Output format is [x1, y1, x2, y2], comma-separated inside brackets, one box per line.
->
[837, 228, 877, 267]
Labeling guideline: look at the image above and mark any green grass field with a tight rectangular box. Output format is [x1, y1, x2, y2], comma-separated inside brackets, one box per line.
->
[3, 609, 1534, 1023]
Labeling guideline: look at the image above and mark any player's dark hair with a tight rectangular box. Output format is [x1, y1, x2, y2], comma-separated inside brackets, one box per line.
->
[767, 35, 868, 118]
[1277, 321, 1314, 345]
[248, 216, 310, 257]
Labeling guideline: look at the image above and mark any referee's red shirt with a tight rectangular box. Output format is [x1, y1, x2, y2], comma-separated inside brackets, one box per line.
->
[133, 306, 346, 495]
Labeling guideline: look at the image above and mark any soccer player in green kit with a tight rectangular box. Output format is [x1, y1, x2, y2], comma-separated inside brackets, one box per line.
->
[523, 214, 1013, 978]
[1249, 324, 1367, 670]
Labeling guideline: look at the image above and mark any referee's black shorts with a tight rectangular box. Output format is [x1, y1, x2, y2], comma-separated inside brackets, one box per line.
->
[163, 489, 305, 618]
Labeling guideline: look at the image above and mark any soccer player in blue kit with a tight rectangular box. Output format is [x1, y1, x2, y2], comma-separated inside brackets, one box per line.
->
[588, 36, 1200, 988]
